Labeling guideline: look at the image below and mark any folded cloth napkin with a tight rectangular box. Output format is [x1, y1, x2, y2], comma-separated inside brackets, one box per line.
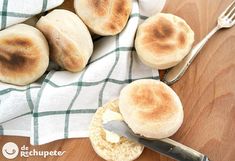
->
[0, 0, 166, 145]
[0, 0, 64, 30]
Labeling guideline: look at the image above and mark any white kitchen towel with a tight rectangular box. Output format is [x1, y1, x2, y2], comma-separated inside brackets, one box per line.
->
[0, 0, 64, 30]
[0, 0, 166, 145]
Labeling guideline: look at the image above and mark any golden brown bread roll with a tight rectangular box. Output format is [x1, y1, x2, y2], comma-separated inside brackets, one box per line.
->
[89, 100, 144, 161]
[36, 9, 93, 72]
[0, 24, 49, 86]
[119, 79, 184, 139]
[135, 13, 194, 69]
[74, 0, 132, 36]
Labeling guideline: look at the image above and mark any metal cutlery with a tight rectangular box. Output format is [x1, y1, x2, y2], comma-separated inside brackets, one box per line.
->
[103, 120, 210, 161]
[163, 0, 235, 85]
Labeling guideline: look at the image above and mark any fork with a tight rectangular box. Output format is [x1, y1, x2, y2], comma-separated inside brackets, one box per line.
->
[163, 0, 235, 85]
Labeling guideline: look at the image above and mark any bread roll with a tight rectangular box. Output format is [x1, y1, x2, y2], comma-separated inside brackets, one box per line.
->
[0, 24, 49, 86]
[36, 9, 93, 72]
[119, 79, 184, 139]
[135, 13, 194, 69]
[89, 100, 144, 161]
[74, 0, 132, 36]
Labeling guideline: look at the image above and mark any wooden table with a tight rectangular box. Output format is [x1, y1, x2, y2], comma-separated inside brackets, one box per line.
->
[1, 0, 235, 160]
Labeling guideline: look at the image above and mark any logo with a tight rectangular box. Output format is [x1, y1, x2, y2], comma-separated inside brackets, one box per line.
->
[20, 145, 66, 158]
[1, 142, 65, 159]
[2, 142, 19, 159]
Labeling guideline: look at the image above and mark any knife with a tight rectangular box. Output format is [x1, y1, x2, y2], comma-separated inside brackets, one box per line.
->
[103, 120, 209, 161]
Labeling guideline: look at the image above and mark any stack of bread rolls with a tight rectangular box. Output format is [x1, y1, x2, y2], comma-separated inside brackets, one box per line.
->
[0, 0, 194, 86]
[0, 0, 133, 86]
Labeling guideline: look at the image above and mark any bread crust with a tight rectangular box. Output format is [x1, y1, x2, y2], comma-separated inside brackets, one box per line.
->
[0, 24, 49, 85]
[119, 80, 184, 139]
[36, 9, 93, 72]
[135, 13, 194, 69]
[74, 0, 132, 36]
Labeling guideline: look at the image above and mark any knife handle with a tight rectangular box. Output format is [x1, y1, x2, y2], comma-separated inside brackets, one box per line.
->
[138, 138, 210, 161]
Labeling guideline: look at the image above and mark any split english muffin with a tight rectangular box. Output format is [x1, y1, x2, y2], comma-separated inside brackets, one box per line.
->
[119, 79, 184, 139]
[89, 100, 144, 161]
[135, 13, 195, 69]
[36, 9, 93, 72]
[0, 24, 49, 86]
[74, 0, 132, 36]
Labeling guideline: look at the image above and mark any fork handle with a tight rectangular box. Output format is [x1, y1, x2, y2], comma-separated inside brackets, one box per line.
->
[163, 25, 221, 85]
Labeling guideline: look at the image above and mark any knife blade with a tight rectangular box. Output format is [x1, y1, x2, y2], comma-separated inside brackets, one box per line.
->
[103, 120, 209, 161]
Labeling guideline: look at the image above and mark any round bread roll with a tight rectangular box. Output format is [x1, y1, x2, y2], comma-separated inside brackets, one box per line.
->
[0, 24, 49, 86]
[135, 13, 194, 69]
[36, 9, 93, 72]
[119, 79, 184, 139]
[89, 100, 144, 161]
[74, 0, 132, 36]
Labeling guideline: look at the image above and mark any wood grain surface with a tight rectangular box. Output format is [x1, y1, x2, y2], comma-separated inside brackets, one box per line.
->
[1, 0, 235, 161]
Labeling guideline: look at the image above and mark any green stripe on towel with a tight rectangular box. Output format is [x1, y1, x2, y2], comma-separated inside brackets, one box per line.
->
[64, 70, 86, 138]
[98, 35, 120, 106]
[33, 109, 96, 117]
[41, 0, 48, 12]
[44, 76, 160, 88]
[88, 47, 135, 65]
[0, 12, 34, 18]
[1, 0, 8, 29]
[0, 86, 41, 95]
[26, 85, 35, 112]
[0, 125, 3, 135]
[130, 13, 148, 19]
[128, 51, 134, 83]
[33, 71, 55, 145]
[1, 112, 31, 124]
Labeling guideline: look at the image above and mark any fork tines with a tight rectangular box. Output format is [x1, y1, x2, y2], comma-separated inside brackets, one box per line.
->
[222, 0, 235, 20]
